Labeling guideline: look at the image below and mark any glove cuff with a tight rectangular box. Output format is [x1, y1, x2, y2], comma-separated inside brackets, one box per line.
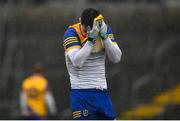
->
[87, 37, 96, 44]
[100, 33, 108, 40]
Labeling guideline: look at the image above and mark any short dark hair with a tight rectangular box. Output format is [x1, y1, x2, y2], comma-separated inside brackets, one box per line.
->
[33, 63, 44, 74]
[81, 8, 100, 29]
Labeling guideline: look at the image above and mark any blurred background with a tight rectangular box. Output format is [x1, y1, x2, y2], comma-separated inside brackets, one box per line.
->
[0, 0, 180, 119]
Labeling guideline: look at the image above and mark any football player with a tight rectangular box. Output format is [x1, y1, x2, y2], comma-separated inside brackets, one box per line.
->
[63, 8, 122, 120]
[20, 63, 57, 119]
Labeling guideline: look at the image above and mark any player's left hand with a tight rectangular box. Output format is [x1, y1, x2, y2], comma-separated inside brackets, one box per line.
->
[99, 20, 108, 40]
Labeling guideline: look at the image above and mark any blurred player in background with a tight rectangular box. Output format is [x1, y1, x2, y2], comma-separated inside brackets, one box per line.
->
[20, 63, 57, 120]
[63, 8, 122, 119]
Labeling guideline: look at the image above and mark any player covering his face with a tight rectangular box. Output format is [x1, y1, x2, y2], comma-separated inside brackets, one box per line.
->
[63, 8, 122, 119]
[86, 14, 108, 44]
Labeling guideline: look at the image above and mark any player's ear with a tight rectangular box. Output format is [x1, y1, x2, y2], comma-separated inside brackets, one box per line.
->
[81, 24, 88, 33]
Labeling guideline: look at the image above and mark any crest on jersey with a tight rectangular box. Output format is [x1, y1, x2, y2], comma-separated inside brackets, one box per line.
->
[83, 109, 89, 116]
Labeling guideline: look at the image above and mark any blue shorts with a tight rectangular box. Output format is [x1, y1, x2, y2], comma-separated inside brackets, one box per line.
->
[70, 89, 116, 120]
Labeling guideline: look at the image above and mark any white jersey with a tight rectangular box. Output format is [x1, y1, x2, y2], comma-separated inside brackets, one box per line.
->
[63, 23, 122, 90]
[65, 51, 107, 89]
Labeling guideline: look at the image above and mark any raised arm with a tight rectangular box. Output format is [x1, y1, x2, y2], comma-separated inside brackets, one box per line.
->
[63, 24, 99, 68]
[100, 22, 122, 63]
[104, 37, 122, 63]
[66, 41, 93, 68]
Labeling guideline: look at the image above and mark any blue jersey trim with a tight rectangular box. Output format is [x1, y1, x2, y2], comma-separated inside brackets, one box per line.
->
[65, 42, 81, 49]
[63, 28, 78, 40]
[107, 25, 113, 34]
[63, 27, 81, 50]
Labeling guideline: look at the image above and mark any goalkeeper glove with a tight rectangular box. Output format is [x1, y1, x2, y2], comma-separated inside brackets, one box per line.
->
[99, 20, 108, 40]
[87, 22, 100, 44]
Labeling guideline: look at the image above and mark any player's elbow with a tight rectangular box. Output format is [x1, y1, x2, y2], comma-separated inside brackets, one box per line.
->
[117, 49, 122, 62]
[112, 49, 122, 63]
[72, 58, 84, 68]
[112, 56, 120, 63]
[73, 62, 83, 68]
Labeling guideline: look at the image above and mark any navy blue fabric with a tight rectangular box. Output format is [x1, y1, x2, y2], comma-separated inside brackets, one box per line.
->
[70, 89, 116, 120]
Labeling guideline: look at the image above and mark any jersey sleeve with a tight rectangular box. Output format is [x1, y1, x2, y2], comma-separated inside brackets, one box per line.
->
[107, 26, 116, 44]
[63, 28, 81, 52]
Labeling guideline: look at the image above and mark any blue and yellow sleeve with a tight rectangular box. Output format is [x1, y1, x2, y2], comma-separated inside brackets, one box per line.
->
[107, 26, 116, 44]
[63, 28, 81, 52]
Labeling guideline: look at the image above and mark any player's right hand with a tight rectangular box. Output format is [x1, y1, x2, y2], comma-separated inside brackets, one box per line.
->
[87, 21, 100, 44]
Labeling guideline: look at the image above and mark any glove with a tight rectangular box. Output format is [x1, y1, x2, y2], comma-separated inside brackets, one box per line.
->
[87, 22, 100, 44]
[99, 20, 108, 40]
